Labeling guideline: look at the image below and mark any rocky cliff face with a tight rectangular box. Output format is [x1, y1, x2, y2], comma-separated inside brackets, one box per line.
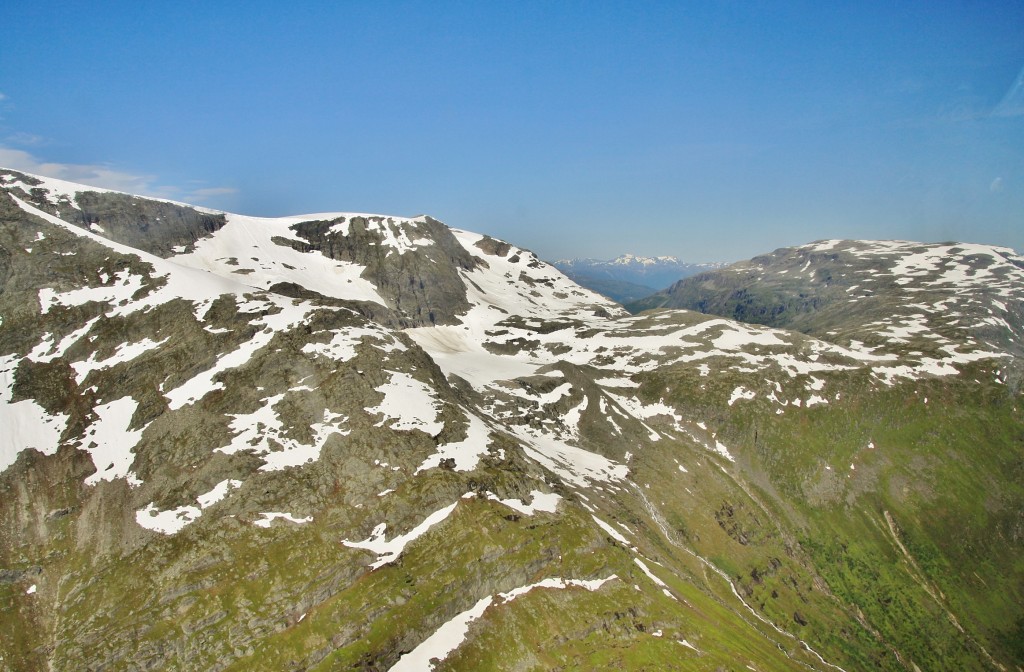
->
[1, 171, 1022, 671]
[279, 214, 479, 326]
[1, 169, 229, 257]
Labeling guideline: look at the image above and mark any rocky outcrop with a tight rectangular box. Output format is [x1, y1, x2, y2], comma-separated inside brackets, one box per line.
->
[1, 169, 227, 257]
[74, 191, 228, 257]
[278, 215, 478, 326]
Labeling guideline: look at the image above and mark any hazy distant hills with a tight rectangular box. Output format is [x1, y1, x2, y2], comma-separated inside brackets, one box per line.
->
[551, 255, 726, 304]
[2, 169, 1022, 671]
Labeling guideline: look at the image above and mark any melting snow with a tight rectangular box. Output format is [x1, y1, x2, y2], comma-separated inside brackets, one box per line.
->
[81, 397, 145, 486]
[389, 574, 617, 671]
[0, 355, 69, 473]
[512, 426, 629, 488]
[253, 512, 313, 528]
[805, 394, 829, 407]
[728, 386, 756, 406]
[196, 479, 244, 508]
[71, 337, 168, 384]
[218, 393, 349, 472]
[633, 557, 669, 589]
[595, 376, 640, 388]
[634, 557, 676, 600]
[406, 324, 540, 389]
[171, 212, 386, 304]
[301, 325, 403, 362]
[165, 297, 314, 410]
[27, 317, 101, 364]
[712, 324, 787, 350]
[361, 215, 435, 256]
[135, 478, 242, 534]
[38, 269, 146, 315]
[13, 198, 359, 415]
[390, 595, 494, 672]
[366, 371, 443, 435]
[485, 490, 562, 515]
[342, 500, 461, 570]
[416, 412, 492, 473]
[712, 440, 736, 462]
[593, 515, 631, 545]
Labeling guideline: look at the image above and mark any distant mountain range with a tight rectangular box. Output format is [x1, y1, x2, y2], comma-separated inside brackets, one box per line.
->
[550, 255, 726, 304]
[2, 167, 1022, 671]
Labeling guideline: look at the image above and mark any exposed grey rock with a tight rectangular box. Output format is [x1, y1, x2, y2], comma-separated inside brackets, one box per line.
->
[73, 191, 228, 257]
[0, 169, 227, 258]
[278, 215, 477, 326]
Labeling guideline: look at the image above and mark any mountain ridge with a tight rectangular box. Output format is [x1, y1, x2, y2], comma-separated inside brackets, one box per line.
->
[628, 238, 1024, 372]
[1, 168, 1021, 671]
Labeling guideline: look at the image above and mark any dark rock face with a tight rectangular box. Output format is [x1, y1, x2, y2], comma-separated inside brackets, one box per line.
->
[0, 170, 228, 258]
[279, 215, 478, 326]
[72, 192, 228, 258]
[0, 241, 11, 298]
[0, 188, 33, 296]
[473, 235, 511, 257]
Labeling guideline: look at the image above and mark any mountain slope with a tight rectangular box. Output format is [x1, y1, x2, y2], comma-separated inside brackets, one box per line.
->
[1, 170, 1021, 671]
[630, 239, 1024, 360]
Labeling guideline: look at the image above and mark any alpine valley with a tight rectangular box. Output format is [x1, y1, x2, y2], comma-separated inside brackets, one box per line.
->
[551, 256, 725, 305]
[1, 168, 1022, 672]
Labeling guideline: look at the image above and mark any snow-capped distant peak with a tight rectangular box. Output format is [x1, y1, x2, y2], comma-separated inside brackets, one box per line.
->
[549, 255, 728, 298]
[553, 255, 718, 269]
[610, 254, 681, 266]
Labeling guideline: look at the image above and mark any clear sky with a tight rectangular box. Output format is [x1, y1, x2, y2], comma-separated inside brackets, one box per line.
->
[1, 1, 1022, 262]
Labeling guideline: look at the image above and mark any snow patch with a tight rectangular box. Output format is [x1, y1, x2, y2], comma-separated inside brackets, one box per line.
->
[0, 355, 68, 473]
[38, 269, 146, 315]
[634, 557, 669, 589]
[343, 500, 461, 570]
[302, 325, 404, 362]
[487, 490, 562, 515]
[416, 411, 492, 473]
[218, 393, 349, 472]
[593, 515, 631, 545]
[512, 426, 629, 488]
[389, 574, 617, 671]
[71, 337, 168, 384]
[135, 478, 243, 535]
[366, 371, 443, 435]
[81, 397, 146, 486]
[171, 212, 386, 304]
[728, 386, 756, 406]
[27, 317, 100, 363]
[253, 512, 313, 528]
[196, 479, 244, 508]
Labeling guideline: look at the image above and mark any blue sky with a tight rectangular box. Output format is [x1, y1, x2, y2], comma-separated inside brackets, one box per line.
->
[1, 1, 1022, 262]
